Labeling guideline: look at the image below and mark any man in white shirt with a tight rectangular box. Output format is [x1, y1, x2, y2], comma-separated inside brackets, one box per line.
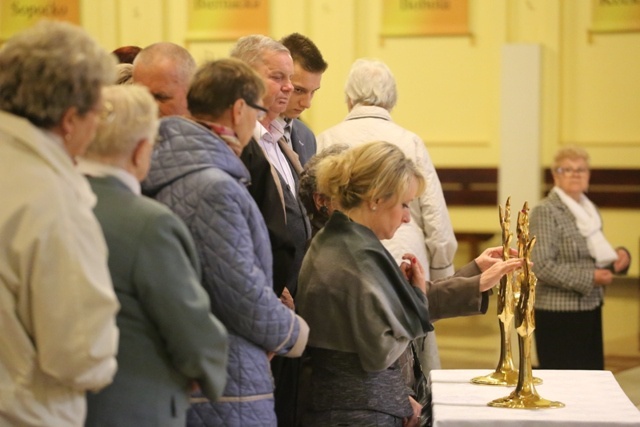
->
[231, 35, 311, 300]
[231, 35, 312, 427]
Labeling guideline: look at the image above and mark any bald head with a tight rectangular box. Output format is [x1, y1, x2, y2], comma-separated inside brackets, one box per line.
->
[132, 42, 196, 117]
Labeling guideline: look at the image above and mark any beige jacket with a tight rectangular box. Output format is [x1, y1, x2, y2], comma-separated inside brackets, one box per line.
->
[0, 111, 119, 427]
[317, 105, 457, 281]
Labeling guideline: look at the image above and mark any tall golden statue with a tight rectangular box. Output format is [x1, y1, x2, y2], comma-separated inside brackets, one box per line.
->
[489, 203, 564, 409]
[471, 197, 518, 386]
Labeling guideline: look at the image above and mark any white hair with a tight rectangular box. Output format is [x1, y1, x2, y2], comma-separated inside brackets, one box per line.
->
[85, 84, 158, 159]
[230, 34, 289, 69]
[344, 58, 397, 111]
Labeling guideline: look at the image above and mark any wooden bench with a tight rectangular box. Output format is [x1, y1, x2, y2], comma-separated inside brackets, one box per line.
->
[437, 167, 640, 208]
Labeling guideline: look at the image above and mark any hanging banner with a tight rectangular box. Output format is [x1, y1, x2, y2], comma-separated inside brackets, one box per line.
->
[591, 0, 640, 33]
[381, 0, 469, 37]
[187, 0, 269, 41]
[0, 0, 80, 41]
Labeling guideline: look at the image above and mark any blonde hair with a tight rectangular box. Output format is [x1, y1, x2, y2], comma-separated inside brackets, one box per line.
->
[85, 84, 158, 159]
[553, 146, 590, 170]
[315, 141, 425, 210]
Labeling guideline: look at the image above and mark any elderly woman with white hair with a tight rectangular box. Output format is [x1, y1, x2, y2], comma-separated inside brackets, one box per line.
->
[317, 59, 466, 378]
[0, 20, 119, 426]
[80, 84, 229, 427]
[530, 146, 630, 370]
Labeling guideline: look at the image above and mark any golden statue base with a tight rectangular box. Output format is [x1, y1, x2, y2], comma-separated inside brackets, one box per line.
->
[471, 370, 518, 386]
[471, 370, 542, 386]
[485, 201, 564, 410]
[488, 391, 565, 409]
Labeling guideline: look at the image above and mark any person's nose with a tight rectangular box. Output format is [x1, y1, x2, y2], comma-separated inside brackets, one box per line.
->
[402, 211, 411, 223]
[282, 77, 293, 93]
[300, 93, 312, 109]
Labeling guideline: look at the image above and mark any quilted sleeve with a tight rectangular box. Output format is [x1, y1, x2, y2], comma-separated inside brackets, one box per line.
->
[194, 177, 308, 356]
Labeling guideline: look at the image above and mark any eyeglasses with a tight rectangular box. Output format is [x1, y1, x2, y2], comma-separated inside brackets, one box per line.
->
[245, 99, 268, 120]
[555, 167, 589, 176]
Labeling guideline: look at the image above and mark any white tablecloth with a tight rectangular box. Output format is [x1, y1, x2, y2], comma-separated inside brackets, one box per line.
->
[429, 369, 640, 426]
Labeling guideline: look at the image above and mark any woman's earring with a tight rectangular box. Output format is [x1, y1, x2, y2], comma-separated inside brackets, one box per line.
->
[320, 205, 329, 215]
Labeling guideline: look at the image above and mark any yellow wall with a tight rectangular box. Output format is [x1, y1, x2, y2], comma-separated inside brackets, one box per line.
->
[78, 0, 640, 264]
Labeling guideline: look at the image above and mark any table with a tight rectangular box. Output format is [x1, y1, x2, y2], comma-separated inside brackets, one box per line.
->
[429, 369, 640, 426]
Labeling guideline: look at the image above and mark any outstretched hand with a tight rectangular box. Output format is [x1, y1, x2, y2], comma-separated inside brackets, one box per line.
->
[478, 257, 525, 292]
[475, 246, 518, 272]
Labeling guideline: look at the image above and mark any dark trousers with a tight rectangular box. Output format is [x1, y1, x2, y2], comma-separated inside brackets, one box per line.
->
[534, 305, 604, 370]
[272, 356, 301, 427]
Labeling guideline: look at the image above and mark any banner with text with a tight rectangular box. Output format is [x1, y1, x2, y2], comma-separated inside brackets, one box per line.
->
[381, 0, 469, 37]
[0, 0, 80, 41]
[187, 0, 269, 41]
[591, 0, 640, 33]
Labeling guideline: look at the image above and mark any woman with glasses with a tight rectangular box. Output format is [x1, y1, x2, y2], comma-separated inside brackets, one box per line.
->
[142, 58, 309, 427]
[530, 146, 630, 370]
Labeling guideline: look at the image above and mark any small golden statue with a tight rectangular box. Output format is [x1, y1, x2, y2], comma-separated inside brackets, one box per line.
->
[471, 197, 519, 386]
[488, 203, 564, 409]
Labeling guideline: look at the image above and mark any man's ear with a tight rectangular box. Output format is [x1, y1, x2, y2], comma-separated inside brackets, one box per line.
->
[131, 138, 153, 181]
[132, 139, 150, 165]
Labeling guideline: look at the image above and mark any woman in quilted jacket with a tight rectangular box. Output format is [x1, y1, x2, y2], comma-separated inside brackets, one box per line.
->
[142, 58, 309, 427]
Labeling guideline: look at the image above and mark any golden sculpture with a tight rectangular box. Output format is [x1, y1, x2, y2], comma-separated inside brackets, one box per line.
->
[488, 203, 564, 409]
[471, 197, 519, 386]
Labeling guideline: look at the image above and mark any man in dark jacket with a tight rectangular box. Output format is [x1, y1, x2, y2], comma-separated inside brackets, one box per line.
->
[280, 33, 328, 166]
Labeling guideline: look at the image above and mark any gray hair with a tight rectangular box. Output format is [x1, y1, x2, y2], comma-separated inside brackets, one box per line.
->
[230, 34, 289, 69]
[0, 20, 116, 128]
[85, 84, 158, 160]
[133, 42, 196, 85]
[344, 58, 398, 111]
[115, 63, 134, 85]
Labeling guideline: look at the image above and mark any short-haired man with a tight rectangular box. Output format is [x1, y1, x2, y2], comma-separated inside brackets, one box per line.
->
[132, 42, 196, 117]
[231, 35, 312, 427]
[280, 33, 328, 166]
[230, 35, 311, 300]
